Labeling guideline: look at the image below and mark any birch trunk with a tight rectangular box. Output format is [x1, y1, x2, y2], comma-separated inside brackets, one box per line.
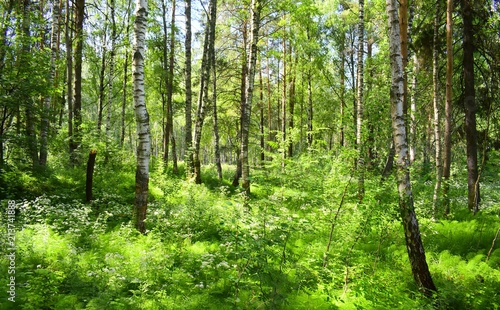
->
[432, 4, 442, 219]
[106, 0, 117, 153]
[132, 0, 151, 234]
[65, 0, 74, 161]
[241, 0, 261, 193]
[193, 0, 215, 183]
[386, 0, 437, 295]
[184, 0, 193, 177]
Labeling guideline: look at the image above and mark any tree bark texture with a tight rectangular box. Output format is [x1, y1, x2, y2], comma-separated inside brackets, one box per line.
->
[462, 0, 480, 213]
[133, 0, 151, 234]
[432, 4, 442, 219]
[386, 0, 437, 295]
[86, 149, 97, 202]
[443, 0, 453, 215]
[193, 0, 216, 184]
[241, 0, 262, 194]
[184, 0, 194, 177]
[71, 0, 85, 164]
[356, 0, 365, 201]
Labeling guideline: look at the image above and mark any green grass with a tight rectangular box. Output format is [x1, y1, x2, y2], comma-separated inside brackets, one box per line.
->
[1, 154, 500, 309]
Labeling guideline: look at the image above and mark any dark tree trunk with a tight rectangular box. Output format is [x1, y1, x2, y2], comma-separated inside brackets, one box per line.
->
[71, 0, 85, 165]
[86, 149, 97, 202]
[462, 0, 480, 212]
[443, 0, 453, 215]
[232, 22, 247, 186]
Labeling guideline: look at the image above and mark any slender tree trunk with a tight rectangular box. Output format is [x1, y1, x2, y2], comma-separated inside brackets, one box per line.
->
[66, 0, 74, 161]
[241, 0, 262, 194]
[340, 33, 345, 148]
[213, 50, 222, 180]
[106, 0, 117, 158]
[20, 0, 39, 168]
[184, 0, 193, 177]
[161, 0, 170, 166]
[386, 0, 437, 295]
[39, 0, 60, 166]
[307, 67, 313, 149]
[133, 0, 151, 234]
[443, 0, 453, 215]
[121, 0, 132, 147]
[288, 52, 296, 158]
[462, 0, 479, 213]
[409, 54, 418, 163]
[399, 0, 409, 118]
[281, 35, 287, 162]
[259, 66, 265, 163]
[193, 0, 216, 183]
[232, 21, 247, 186]
[71, 0, 85, 165]
[168, 0, 178, 173]
[86, 149, 97, 202]
[432, 3, 442, 219]
[97, 39, 107, 134]
[356, 0, 365, 201]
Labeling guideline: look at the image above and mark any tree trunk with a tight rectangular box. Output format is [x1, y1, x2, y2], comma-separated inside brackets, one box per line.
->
[356, 0, 365, 201]
[39, 0, 60, 166]
[106, 0, 117, 159]
[97, 39, 106, 134]
[193, 0, 216, 184]
[386, 0, 437, 295]
[232, 21, 248, 186]
[133, 0, 151, 234]
[281, 35, 287, 162]
[307, 67, 313, 149]
[409, 54, 418, 163]
[86, 149, 97, 202]
[167, 0, 178, 173]
[121, 0, 132, 147]
[184, 0, 193, 177]
[241, 0, 262, 194]
[259, 65, 265, 163]
[288, 52, 296, 158]
[71, 0, 85, 165]
[443, 0, 453, 215]
[212, 25, 222, 180]
[432, 4, 442, 219]
[66, 0, 74, 162]
[20, 0, 39, 168]
[462, 0, 480, 213]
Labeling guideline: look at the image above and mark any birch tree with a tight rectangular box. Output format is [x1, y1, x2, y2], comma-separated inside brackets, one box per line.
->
[132, 0, 151, 234]
[241, 0, 262, 193]
[432, 3, 442, 219]
[386, 0, 437, 295]
[184, 0, 193, 176]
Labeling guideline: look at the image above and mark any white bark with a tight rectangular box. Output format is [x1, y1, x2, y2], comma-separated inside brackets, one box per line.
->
[241, 0, 261, 193]
[133, 0, 150, 233]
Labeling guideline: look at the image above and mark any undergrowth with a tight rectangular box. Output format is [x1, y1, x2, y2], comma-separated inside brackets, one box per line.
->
[1, 151, 500, 309]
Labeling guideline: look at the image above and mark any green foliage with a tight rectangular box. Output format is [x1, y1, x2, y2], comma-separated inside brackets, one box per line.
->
[1, 150, 500, 309]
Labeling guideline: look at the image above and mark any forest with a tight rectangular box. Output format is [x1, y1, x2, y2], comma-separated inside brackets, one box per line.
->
[1, 0, 500, 308]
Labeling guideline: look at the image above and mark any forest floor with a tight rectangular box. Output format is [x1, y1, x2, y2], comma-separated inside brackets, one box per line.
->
[1, 150, 500, 309]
